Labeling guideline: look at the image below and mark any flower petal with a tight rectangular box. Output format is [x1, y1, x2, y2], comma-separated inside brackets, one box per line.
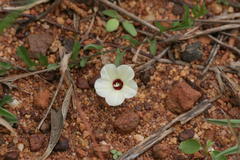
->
[100, 64, 117, 80]
[94, 78, 113, 98]
[122, 80, 138, 98]
[117, 65, 135, 81]
[105, 91, 125, 106]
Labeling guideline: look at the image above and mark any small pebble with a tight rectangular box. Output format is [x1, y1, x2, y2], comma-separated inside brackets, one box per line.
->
[178, 129, 195, 142]
[133, 134, 144, 143]
[3, 151, 19, 160]
[54, 136, 69, 152]
[17, 143, 24, 152]
[77, 77, 90, 89]
[181, 42, 202, 62]
[29, 134, 45, 152]
[56, 17, 65, 25]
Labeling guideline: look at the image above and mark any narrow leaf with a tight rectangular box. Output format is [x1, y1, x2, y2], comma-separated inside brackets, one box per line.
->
[16, 46, 36, 68]
[0, 107, 18, 123]
[0, 95, 13, 107]
[154, 22, 168, 32]
[38, 54, 48, 66]
[71, 41, 81, 60]
[80, 58, 88, 68]
[47, 63, 59, 70]
[211, 150, 227, 160]
[122, 35, 140, 46]
[0, 117, 17, 136]
[102, 9, 120, 19]
[149, 39, 157, 56]
[83, 44, 103, 50]
[114, 49, 126, 66]
[122, 21, 137, 37]
[216, 146, 240, 158]
[0, 10, 22, 33]
[179, 139, 201, 154]
[0, 62, 12, 70]
[106, 18, 119, 32]
[207, 119, 240, 128]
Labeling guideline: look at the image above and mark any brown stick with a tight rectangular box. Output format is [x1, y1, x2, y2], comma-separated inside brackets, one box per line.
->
[118, 99, 213, 160]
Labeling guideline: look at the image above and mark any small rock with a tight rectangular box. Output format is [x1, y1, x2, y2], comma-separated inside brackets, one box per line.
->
[166, 81, 202, 114]
[93, 128, 106, 141]
[133, 134, 144, 143]
[56, 17, 65, 25]
[29, 134, 45, 152]
[230, 95, 240, 107]
[210, 2, 223, 14]
[172, 4, 184, 16]
[42, 71, 60, 82]
[3, 151, 19, 160]
[40, 121, 51, 133]
[77, 77, 90, 89]
[33, 88, 51, 109]
[178, 129, 195, 142]
[93, 144, 110, 157]
[181, 42, 202, 62]
[139, 70, 151, 85]
[114, 111, 140, 133]
[152, 143, 172, 160]
[28, 33, 53, 57]
[54, 136, 69, 152]
[17, 143, 24, 152]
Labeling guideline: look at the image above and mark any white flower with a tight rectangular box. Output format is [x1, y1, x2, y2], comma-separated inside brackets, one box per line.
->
[94, 64, 138, 106]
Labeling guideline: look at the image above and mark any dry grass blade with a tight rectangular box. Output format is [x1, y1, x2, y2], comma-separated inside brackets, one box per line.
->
[0, 0, 50, 11]
[38, 85, 73, 160]
[0, 67, 59, 83]
[0, 116, 17, 136]
[118, 100, 213, 160]
[181, 24, 240, 40]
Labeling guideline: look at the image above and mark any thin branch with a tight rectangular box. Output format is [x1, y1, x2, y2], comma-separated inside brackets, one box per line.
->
[209, 34, 240, 56]
[202, 35, 224, 75]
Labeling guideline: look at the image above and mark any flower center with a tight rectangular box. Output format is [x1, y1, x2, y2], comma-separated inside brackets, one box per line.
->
[112, 79, 123, 90]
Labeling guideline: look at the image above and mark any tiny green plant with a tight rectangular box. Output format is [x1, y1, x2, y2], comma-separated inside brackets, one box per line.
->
[114, 48, 126, 66]
[0, 95, 18, 124]
[121, 35, 140, 46]
[0, 62, 12, 76]
[16, 46, 37, 70]
[217, 0, 229, 5]
[102, 9, 137, 36]
[110, 149, 122, 160]
[149, 39, 157, 56]
[179, 138, 227, 160]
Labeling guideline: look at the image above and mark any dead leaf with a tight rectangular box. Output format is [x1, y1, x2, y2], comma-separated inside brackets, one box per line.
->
[0, 116, 17, 136]
[38, 85, 73, 160]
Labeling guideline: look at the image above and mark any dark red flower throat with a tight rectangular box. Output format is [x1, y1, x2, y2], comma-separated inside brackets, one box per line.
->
[112, 79, 123, 90]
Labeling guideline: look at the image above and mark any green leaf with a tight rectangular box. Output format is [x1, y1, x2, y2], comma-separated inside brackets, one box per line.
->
[0, 95, 13, 107]
[110, 150, 117, 154]
[106, 18, 119, 32]
[16, 46, 36, 68]
[71, 41, 81, 60]
[102, 9, 120, 19]
[38, 54, 48, 66]
[83, 44, 103, 51]
[0, 62, 12, 70]
[206, 140, 215, 149]
[80, 58, 88, 68]
[122, 21, 137, 37]
[215, 146, 240, 158]
[114, 48, 126, 66]
[171, 5, 194, 31]
[207, 119, 240, 128]
[217, 0, 229, 5]
[113, 154, 118, 160]
[0, 107, 18, 123]
[192, 2, 208, 18]
[149, 39, 157, 56]
[47, 63, 59, 70]
[116, 151, 122, 156]
[154, 21, 168, 32]
[0, 10, 22, 34]
[0, 70, 7, 76]
[121, 35, 140, 46]
[211, 150, 227, 160]
[179, 139, 201, 154]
